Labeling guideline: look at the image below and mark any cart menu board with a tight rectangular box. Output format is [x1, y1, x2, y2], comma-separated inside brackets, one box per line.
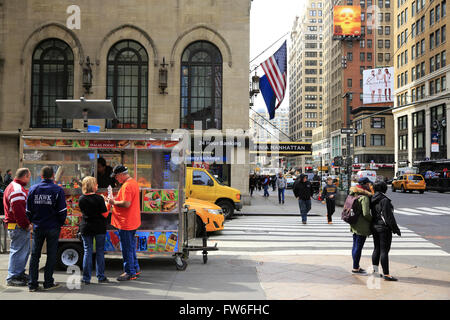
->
[61, 194, 82, 239]
[105, 230, 178, 253]
[142, 189, 179, 213]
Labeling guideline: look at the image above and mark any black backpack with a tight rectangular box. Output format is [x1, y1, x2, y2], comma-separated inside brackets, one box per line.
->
[341, 194, 363, 224]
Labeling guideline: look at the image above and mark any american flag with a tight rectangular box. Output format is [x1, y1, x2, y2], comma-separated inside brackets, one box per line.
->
[260, 41, 287, 109]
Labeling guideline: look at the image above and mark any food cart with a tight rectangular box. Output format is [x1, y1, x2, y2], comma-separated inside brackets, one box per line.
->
[19, 131, 201, 270]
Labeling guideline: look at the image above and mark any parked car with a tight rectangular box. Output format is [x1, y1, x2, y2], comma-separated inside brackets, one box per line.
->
[185, 198, 225, 237]
[392, 174, 426, 193]
[286, 175, 296, 189]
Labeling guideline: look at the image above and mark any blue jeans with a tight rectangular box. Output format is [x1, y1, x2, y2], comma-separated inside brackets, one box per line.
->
[263, 185, 269, 197]
[7, 228, 31, 281]
[352, 234, 367, 270]
[81, 234, 106, 282]
[29, 228, 60, 289]
[118, 229, 140, 276]
[278, 188, 285, 203]
[298, 199, 311, 222]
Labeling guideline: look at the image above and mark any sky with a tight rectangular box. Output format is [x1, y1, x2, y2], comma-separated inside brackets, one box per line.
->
[250, 0, 306, 114]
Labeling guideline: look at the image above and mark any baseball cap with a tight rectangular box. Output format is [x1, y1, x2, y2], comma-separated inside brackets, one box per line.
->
[111, 165, 128, 178]
[358, 177, 372, 185]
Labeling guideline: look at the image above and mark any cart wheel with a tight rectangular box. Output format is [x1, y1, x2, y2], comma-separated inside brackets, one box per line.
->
[203, 252, 208, 264]
[174, 254, 187, 271]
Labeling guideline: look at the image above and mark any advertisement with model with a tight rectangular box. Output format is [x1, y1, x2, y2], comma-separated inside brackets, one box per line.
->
[363, 67, 394, 104]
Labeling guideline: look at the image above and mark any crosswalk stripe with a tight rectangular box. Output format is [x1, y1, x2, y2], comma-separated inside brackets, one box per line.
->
[206, 216, 450, 257]
[431, 207, 450, 213]
[202, 249, 450, 256]
[394, 210, 420, 216]
[417, 207, 450, 214]
[396, 208, 441, 215]
[207, 240, 440, 248]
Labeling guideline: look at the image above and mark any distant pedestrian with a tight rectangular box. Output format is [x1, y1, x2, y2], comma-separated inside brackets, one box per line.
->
[108, 165, 141, 281]
[27, 166, 67, 291]
[4, 169, 13, 186]
[370, 181, 401, 281]
[293, 174, 313, 224]
[262, 175, 270, 197]
[257, 176, 262, 191]
[349, 177, 374, 275]
[249, 175, 256, 197]
[79, 176, 110, 284]
[322, 177, 337, 224]
[271, 175, 276, 191]
[3, 168, 32, 287]
[276, 172, 287, 204]
[0, 168, 3, 185]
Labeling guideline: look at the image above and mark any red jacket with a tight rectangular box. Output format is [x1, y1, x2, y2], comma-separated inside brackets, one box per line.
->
[3, 179, 30, 229]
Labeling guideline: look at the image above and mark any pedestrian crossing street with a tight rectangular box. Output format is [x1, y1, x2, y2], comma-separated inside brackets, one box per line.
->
[395, 206, 450, 216]
[203, 216, 450, 257]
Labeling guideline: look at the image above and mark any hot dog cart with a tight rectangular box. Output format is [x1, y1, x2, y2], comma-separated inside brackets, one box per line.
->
[19, 131, 198, 270]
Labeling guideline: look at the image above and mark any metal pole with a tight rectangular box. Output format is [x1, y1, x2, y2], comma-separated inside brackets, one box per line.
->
[345, 93, 352, 194]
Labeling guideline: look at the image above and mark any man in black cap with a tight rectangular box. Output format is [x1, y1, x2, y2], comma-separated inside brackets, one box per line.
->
[107, 165, 141, 281]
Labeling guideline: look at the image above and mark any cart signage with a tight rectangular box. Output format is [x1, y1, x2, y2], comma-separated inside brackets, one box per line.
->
[89, 140, 117, 148]
[23, 138, 179, 150]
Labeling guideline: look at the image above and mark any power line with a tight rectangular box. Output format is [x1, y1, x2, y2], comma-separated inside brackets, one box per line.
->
[249, 116, 282, 142]
[250, 106, 293, 141]
[352, 93, 450, 123]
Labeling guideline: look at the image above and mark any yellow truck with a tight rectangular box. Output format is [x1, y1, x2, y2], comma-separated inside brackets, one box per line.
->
[185, 167, 242, 218]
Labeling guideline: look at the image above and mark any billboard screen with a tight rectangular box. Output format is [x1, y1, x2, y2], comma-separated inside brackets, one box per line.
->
[363, 67, 394, 104]
[333, 6, 361, 37]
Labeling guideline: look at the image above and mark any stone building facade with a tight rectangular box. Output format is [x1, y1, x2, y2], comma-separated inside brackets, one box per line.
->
[0, 0, 251, 200]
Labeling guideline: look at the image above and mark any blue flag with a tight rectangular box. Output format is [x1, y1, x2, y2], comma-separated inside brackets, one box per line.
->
[259, 75, 276, 120]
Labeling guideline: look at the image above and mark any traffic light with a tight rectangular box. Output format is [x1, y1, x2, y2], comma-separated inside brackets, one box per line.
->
[333, 156, 343, 167]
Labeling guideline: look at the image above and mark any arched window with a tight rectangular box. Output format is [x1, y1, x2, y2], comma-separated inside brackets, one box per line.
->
[31, 39, 74, 128]
[181, 41, 223, 129]
[107, 40, 148, 129]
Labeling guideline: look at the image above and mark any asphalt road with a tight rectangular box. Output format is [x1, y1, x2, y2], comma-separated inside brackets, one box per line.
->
[383, 189, 450, 272]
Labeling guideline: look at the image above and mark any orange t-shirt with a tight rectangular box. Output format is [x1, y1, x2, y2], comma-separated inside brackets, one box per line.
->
[110, 178, 141, 231]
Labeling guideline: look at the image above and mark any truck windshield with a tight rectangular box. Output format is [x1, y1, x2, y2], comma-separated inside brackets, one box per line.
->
[210, 172, 225, 185]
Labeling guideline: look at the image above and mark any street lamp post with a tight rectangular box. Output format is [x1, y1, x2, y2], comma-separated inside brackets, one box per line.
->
[344, 92, 353, 193]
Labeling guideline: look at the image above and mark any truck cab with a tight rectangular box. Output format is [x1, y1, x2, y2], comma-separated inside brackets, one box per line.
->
[185, 167, 242, 218]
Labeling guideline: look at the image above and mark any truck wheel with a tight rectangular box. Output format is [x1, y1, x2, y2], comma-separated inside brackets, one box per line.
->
[56, 243, 83, 271]
[217, 200, 234, 219]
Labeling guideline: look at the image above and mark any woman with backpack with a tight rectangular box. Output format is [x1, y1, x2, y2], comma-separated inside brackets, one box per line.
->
[370, 181, 401, 281]
[348, 177, 374, 274]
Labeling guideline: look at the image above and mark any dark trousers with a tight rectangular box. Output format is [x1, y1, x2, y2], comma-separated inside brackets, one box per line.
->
[326, 198, 335, 222]
[278, 188, 285, 203]
[29, 228, 61, 289]
[249, 186, 255, 196]
[118, 229, 140, 276]
[372, 229, 393, 275]
[352, 234, 367, 270]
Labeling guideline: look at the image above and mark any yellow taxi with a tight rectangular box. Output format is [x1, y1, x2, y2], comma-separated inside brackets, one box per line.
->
[392, 174, 426, 193]
[185, 197, 225, 236]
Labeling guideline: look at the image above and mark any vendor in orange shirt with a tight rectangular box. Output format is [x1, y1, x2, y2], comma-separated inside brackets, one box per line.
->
[107, 165, 141, 281]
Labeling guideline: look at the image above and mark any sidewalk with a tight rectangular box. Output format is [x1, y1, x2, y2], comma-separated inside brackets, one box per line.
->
[0, 193, 449, 300]
[239, 188, 328, 216]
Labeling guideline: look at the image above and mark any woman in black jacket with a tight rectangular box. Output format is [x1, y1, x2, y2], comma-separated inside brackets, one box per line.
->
[370, 181, 401, 281]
